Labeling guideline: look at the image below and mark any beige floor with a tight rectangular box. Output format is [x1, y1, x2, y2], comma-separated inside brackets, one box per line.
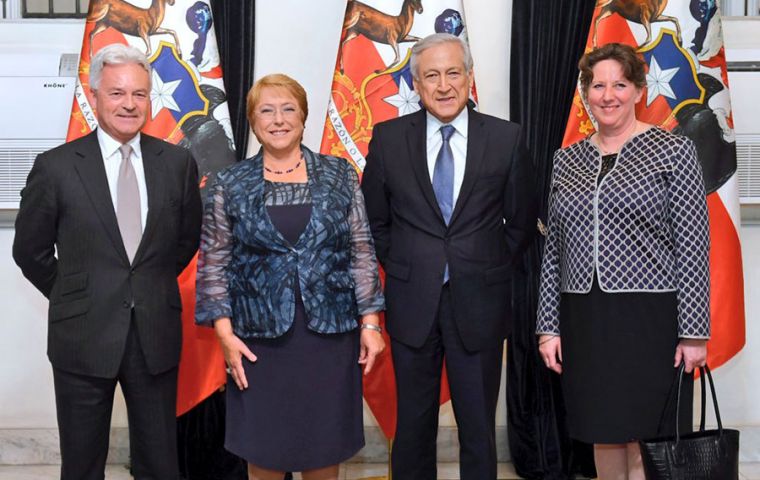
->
[0, 463, 759, 479]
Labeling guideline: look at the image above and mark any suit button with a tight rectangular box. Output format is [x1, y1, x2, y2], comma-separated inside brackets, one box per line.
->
[130, 269, 135, 276]
[122, 301, 130, 308]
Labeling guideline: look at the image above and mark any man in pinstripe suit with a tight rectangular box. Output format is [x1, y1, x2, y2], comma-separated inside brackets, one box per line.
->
[13, 44, 201, 480]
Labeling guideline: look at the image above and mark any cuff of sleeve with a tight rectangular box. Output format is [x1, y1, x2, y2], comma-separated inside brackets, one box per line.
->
[357, 294, 385, 316]
[195, 304, 232, 327]
[536, 330, 561, 336]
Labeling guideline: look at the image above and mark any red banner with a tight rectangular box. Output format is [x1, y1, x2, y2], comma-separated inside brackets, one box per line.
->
[68, 0, 238, 415]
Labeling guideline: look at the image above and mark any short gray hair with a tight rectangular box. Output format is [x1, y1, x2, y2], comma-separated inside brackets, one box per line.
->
[410, 33, 473, 80]
[90, 44, 152, 90]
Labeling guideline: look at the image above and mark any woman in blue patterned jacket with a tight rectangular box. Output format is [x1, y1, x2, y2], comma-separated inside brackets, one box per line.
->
[195, 74, 385, 480]
[537, 44, 710, 480]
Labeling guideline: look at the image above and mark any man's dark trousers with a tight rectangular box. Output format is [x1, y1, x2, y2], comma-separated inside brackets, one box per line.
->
[391, 285, 503, 480]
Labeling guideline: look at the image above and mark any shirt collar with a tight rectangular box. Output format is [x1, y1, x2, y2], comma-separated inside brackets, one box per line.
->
[425, 107, 469, 141]
[96, 128, 142, 160]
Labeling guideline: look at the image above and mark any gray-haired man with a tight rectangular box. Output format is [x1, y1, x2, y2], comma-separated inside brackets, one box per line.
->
[13, 44, 202, 479]
[362, 33, 536, 479]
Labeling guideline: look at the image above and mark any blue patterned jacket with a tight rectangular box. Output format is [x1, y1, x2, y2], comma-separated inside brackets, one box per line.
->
[537, 128, 710, 339]
[195, 146, 384, 338]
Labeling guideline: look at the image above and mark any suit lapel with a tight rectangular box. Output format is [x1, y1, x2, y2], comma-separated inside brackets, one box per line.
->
[407, 111, 445, 224]
[72, 132, 129, 262]
[133, 135, 166, 264]
[450, 108, 487, 226]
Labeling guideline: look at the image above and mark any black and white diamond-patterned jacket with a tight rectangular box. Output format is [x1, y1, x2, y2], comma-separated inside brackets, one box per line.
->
[537, 127, 710, 339]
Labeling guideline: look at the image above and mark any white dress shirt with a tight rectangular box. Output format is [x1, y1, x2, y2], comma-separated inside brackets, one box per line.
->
[425, 108, 468, 205]
[97, 128, 149, 230]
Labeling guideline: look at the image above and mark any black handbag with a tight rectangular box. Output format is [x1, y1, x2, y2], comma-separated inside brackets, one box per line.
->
[639, 364, 740, 480]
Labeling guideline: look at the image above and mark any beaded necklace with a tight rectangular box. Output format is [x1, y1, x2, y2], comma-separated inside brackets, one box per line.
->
[264, 154, 303, 175]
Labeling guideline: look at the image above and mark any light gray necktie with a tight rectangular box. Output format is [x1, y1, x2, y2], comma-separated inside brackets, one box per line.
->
[116, 144, 141, 263]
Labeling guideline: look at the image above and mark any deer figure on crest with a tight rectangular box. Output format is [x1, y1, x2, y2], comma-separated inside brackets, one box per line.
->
[593, 0, 683, 48]
[88, 0, 181, 58]
[340, 0, 424, 74]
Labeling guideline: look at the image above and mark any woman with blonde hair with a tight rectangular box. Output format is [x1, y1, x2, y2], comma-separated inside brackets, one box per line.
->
[196, 74, 385, 480]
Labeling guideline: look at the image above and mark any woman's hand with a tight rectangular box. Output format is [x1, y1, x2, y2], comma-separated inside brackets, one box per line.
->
[214, 317, 257, 390]
[674, 338, 707, 373]
[358, 313, 385, 375]
[538, 334, 563, 374]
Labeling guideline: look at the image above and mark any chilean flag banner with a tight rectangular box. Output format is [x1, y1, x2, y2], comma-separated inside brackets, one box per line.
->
[563, 0, 745, 369]
[320, 0, 477, 439]
[66, 0, 237, 415]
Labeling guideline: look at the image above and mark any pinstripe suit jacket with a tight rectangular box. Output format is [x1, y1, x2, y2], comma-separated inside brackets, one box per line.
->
[361, 108, 537, 351]
[13, 131, 202, 377]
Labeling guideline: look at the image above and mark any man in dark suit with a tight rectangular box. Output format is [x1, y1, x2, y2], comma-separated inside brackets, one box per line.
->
[13, 44, 202, 480]
[361, 33, 535, 480]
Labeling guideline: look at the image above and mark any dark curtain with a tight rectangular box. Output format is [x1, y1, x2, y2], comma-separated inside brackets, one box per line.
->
[176, 2, 255, 479]
[177, 390, 247, 479]
[210, 0, 256, 161]
[506, 1, 597, 479]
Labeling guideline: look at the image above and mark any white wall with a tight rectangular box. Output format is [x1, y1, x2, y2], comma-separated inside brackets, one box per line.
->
[0, 2, 757, 443]
[718, 224, 760, 426]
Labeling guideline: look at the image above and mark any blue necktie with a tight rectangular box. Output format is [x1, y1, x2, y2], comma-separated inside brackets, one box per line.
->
[433, 125, 455, 225]
[433, 125, 455, 283]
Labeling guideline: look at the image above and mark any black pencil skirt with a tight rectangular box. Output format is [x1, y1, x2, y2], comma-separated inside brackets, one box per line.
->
[559, 280, 693, 444]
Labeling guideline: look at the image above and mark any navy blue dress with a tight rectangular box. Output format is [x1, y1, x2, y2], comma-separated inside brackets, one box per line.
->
[224, 181, 364, 471]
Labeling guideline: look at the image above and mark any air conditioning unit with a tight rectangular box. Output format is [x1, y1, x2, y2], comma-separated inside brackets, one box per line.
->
[730, 70, 760, 204]
[727, 55, 760, 204]
[724, 18, 760, 205]
[0, 21, 83, 210]
[0, 49, 80, 209]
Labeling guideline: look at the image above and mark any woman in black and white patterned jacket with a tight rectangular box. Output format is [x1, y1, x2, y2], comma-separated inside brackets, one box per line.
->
[536, 43, 710, 480]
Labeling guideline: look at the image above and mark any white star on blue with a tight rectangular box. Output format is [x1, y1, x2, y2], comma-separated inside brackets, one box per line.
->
[645, 56, 679, 106]
[383, 76, 421, 116]
[150, 70, 182, 119]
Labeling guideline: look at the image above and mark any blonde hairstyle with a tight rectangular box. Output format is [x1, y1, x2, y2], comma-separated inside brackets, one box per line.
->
[246, 73, 308, 126]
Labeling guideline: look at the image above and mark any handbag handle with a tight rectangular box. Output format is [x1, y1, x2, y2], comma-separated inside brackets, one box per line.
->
[675, 363, 724, 443]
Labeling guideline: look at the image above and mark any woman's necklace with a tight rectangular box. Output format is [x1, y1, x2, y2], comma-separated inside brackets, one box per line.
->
[597, 121, 639, 155]
[264, 154, 303, 175]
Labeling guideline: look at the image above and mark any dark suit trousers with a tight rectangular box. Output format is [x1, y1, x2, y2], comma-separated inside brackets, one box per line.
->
[53, 318, 179, 480]
[391, 285, 503, 480]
